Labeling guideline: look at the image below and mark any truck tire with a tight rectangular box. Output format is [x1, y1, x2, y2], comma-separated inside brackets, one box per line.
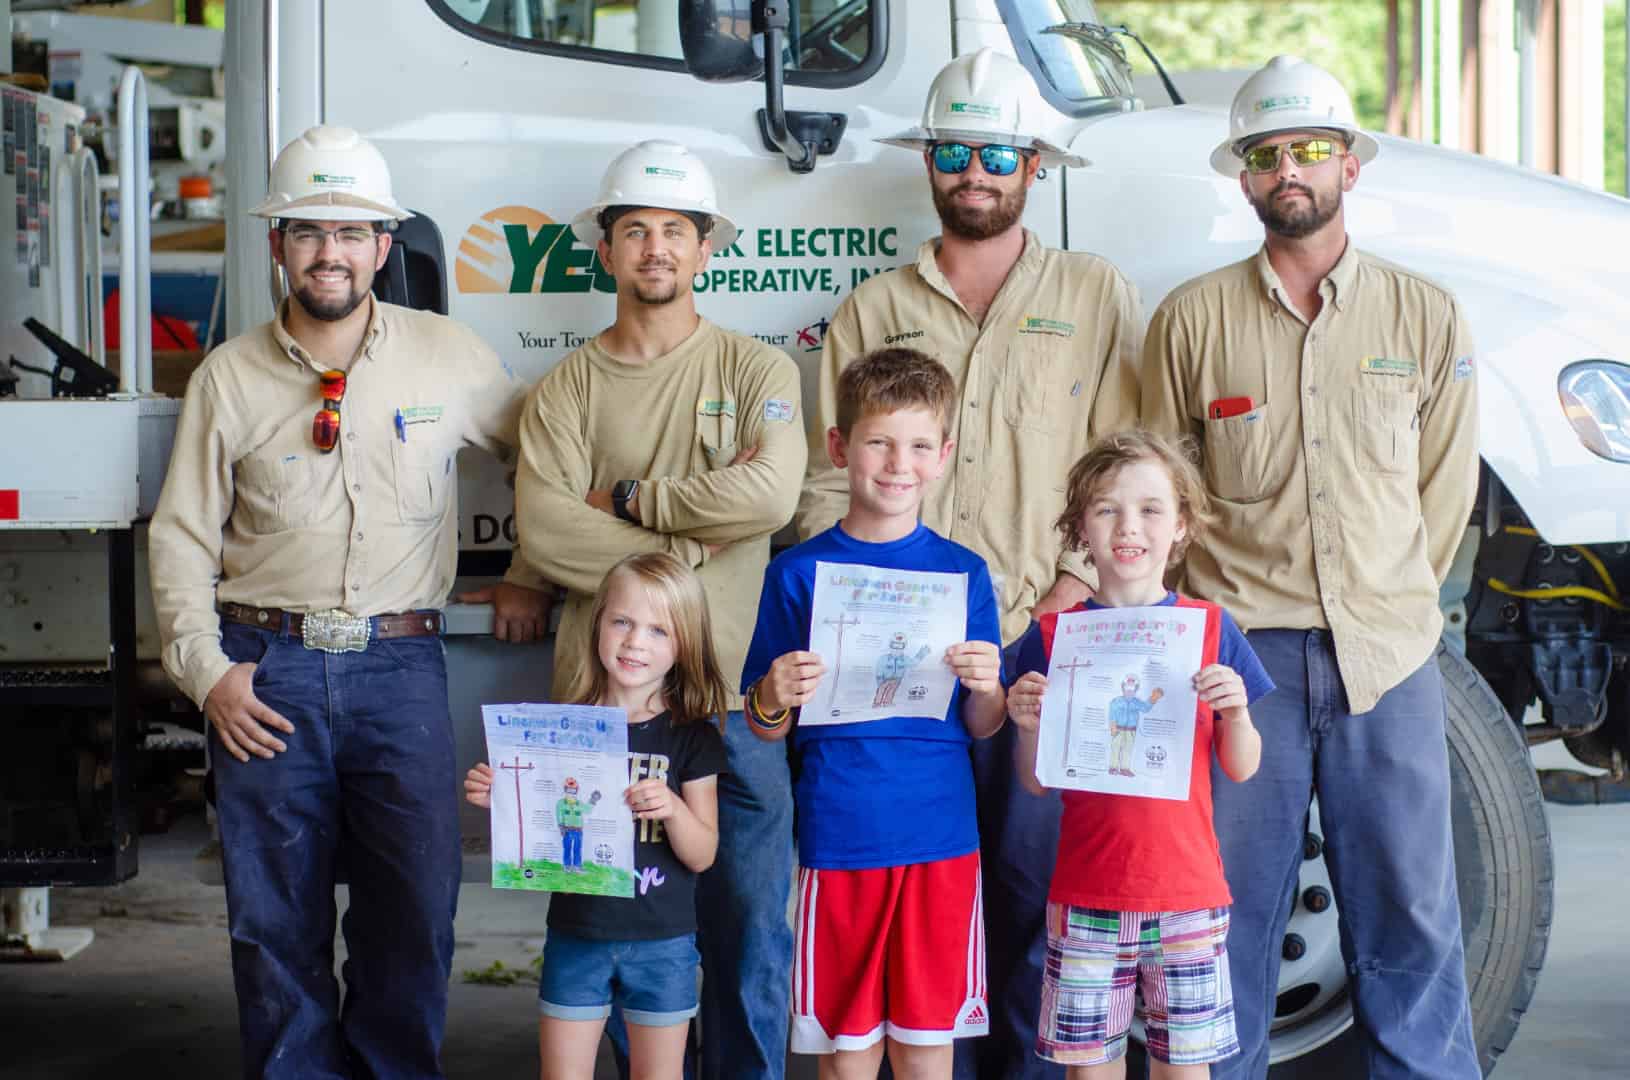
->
[1132, 644, 1553, 1077]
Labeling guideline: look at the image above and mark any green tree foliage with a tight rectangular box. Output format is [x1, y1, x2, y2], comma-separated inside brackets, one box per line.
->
[1609, 1, 1626, 195]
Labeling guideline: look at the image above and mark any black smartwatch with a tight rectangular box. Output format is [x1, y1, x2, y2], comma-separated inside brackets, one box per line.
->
[611, 479, 641, 523]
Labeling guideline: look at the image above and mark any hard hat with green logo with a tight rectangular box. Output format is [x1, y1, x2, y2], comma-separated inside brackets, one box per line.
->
[878, 47, 1087, 169]
[1210, 55, 1379, 176]
[570, 140, 739, 251]
[248, 125, 413, 222]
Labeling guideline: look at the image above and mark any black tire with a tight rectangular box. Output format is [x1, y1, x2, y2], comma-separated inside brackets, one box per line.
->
[1132, 644, 1554, 1077]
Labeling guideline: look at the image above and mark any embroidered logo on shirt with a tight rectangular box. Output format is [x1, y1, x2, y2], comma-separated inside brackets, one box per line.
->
[763, 398, 796, 423]
[696, 398, 737, 418]
[1453, 355, 1475, 381]
[1360, 357, 1416, 378]
[1018, 315, 1076, 337]
[399, 404, 445, 425]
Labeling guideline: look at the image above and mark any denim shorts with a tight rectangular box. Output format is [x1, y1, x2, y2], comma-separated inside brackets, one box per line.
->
[538, 930, 700, 1027]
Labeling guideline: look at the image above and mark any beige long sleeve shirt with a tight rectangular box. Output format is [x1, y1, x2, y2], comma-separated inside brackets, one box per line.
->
[149, 297, 529, 708]
[510, 319, 806, 705]
[1140, 243, 1479, 713]
[796, 231, 1143, 644]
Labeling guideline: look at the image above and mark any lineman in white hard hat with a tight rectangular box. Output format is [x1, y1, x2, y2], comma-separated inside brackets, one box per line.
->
[150, 123, 547, 1077]
[1143, 56, 1482, 1079]
[798, 45, 1142, 1071]
[511, 138, 805, 1079]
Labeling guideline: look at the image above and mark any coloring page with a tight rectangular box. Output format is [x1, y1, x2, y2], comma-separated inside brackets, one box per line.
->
[1034, 606, 1207, 800]
[481, 703, 634, 896]
[804, 562, 967, 726]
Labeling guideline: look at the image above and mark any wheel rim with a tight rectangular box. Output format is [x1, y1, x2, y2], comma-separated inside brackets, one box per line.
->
[1266, 798, 1354, 1063]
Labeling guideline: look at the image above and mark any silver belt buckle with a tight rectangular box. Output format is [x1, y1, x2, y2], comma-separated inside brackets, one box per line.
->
[301, 609, 371, 653]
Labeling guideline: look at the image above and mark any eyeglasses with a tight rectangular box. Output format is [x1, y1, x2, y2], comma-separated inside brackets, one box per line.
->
[312, 369, 346, 453]
[1241, 138, 1343, 175]
[931, 142, 1029, 177]
[282, 224, 380, 253]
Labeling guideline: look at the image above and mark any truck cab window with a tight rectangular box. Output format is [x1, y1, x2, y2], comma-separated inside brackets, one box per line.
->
[429, 0, 877, 79]
[998, 0, 1136, 115]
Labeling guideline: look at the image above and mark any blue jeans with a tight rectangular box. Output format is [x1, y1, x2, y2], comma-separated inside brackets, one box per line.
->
[1211, 630, 1479, 1080]
[214, 621, 461, 1080]
[562, 826, 584, 869]
[539, 931, 701, 1027]
[608, 711, 793, 1080]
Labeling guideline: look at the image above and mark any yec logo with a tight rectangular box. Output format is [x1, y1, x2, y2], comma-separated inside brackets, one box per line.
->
[456, 205, 616, 295]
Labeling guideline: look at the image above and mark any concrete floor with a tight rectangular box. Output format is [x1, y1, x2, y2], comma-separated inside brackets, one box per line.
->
[1, 743, 1624, 1078]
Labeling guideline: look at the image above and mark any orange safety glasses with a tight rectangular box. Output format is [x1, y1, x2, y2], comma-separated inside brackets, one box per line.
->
[313, 369, 346, 453]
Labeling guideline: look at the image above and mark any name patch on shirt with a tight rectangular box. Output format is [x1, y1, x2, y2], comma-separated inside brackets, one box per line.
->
[763, 398, 796, 423]
[696, 398, 737, 418]
[1360, 356, 1416, 378]
[883, 329, 924, 345]
[1454, 355, 1475, 381]
[399, 404, 444, 425]
[1018, 315, 1076, 338]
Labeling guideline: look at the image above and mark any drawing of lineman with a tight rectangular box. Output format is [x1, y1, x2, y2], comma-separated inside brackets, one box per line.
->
[1108, 676, 1163, 776]
[555, 778, 602, 872]
[873, 632, 932, 706]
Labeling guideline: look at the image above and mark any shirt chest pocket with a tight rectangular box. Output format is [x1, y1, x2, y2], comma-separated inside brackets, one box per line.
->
[1202, 403, 1280, 503]
[1003, 338, 1069, 434]
[1350, 386, 1419, 476]
[697, 411, 740, 470]
[236, 452, 318, 534]
[391, 438, 453, 523]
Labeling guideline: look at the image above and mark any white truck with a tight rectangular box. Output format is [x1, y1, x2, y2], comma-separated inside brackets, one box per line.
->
[4, 0, 1625, 1074]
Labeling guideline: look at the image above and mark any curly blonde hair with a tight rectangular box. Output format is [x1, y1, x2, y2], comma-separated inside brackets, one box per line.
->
[1054, 429, 1216, 566]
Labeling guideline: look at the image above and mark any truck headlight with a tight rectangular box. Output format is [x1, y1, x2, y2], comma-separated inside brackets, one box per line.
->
[1558, 360, 1630, 463]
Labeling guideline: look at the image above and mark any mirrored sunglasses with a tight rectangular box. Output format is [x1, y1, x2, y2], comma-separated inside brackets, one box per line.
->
[1241, 138, 1342, 175]
[931, 142, 1027, 177]
[312, 369, 346, 453]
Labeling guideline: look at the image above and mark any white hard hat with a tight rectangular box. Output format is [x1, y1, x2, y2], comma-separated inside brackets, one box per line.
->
[878, 48, 1087, 169]
[249, 125, 412, 222]
[570, 140, 738, 251]
[1210, 55, 1379, 176]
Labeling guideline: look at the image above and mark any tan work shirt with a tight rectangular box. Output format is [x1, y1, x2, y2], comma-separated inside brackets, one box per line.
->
[150, 297, 527, 708]
[1141, 243, 1478, 713]
[797, 231, 1142, 644]
[510, 319, 807, 705]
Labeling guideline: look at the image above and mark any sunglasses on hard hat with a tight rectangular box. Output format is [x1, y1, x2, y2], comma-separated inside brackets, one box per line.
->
[1240, 138, 1343, 174]
[931, 142, 1029, 177]
[312, 369, 346, 453]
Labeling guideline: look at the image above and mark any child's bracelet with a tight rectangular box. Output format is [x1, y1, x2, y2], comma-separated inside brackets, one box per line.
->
[747, 683, 790, 729]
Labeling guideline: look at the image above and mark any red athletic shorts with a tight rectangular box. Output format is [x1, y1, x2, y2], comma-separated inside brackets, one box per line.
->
[790, 850, 988, 1053]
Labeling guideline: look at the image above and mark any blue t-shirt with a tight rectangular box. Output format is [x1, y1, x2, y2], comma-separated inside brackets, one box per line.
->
[742, 523, 1002, 870]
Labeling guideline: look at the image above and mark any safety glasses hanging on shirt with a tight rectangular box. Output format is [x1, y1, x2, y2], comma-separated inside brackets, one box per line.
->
[930, 142, 1029, 177]
[1240, 138, 1343, 174]
[312, 369, 346, 453]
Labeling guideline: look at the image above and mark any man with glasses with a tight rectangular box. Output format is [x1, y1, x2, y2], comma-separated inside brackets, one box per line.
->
[797, 47, 1141, 1080]
[150, 125, 548, 1078]
[1141, 56, 1481, 1079]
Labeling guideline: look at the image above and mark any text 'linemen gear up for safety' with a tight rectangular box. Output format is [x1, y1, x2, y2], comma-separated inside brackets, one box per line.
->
[1209, 53, 1381, 176]
[248, 123, 414, 222]
[877, 46, 1088, 169]
[569, 138, 739, 250]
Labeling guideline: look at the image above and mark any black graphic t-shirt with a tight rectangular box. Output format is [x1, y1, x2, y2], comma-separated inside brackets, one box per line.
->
[546, 710, 728, 941]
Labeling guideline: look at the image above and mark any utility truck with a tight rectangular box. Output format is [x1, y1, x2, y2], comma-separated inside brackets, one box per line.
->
[5, 1, 1627, 1076]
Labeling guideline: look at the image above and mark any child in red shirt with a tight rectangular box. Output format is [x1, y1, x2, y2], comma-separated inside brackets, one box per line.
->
[1008, 430, 1273, 1078]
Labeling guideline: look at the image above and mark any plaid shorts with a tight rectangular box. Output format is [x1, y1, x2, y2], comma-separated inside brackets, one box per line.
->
[1037, 903, 1237, 1066]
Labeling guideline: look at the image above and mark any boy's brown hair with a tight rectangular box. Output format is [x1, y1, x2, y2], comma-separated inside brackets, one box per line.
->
[1055, 429, 1216, 566]
[835, 348, 956, 438]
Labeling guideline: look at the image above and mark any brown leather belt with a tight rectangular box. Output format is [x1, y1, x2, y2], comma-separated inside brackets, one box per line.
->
[219, 602, 442, 648]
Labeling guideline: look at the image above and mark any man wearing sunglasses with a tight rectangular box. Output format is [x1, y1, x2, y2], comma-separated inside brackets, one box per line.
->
[149, 125, 549, 1078]
[797, 47, 1142, 1079]
[1141, 56, 1481, 1080]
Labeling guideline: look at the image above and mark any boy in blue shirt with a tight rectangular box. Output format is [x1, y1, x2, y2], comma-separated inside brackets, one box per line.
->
[742, 348, 1005, 1079]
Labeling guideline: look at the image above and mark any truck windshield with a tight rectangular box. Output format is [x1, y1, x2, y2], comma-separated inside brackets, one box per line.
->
[998, 0, 1136, 115]
[430, 0, 876, 79]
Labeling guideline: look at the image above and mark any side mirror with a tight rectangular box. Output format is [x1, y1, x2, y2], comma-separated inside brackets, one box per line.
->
[679, 1, 761, 83]
[678, 0, 846, 174]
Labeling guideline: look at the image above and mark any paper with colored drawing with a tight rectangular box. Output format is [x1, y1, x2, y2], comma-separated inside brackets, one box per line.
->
[481, 703, 634, 896]
[804, 561, 967, 726]
[1033, 606, 1206, 801]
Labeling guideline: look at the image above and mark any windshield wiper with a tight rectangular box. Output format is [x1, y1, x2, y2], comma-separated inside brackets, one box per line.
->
[1043, 22, 1186, 106]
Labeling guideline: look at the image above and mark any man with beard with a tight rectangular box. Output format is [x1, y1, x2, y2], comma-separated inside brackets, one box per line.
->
[511, 139, 806, 1080]
[149, 125, 548, 1077]
[797, 48, 1141, 1080]
[1142, 56, 1481, 1079]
